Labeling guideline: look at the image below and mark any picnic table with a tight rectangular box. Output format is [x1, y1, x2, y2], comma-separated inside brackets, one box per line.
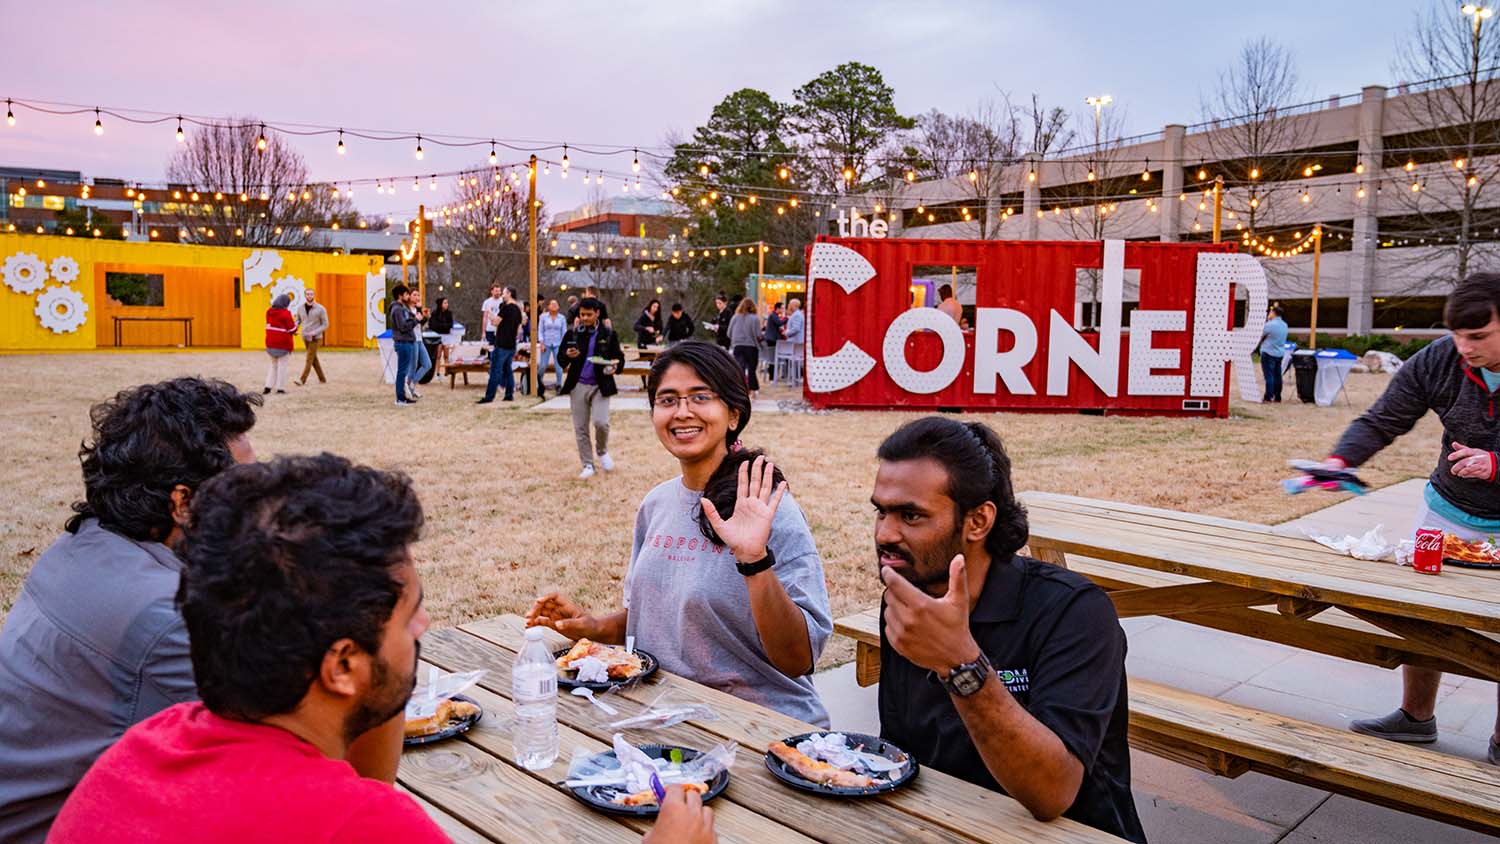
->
[399, 613, 1125, 844]
[835, 493, 1500, 833]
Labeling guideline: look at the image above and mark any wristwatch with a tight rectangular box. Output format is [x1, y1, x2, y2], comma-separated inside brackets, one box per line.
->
[735, 547, 776, 577]
[941, 651, 992, 697]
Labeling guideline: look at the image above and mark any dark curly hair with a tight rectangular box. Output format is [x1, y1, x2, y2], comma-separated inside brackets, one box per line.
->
[66, 377, 261, 542]
[646, 341, 785, 545]
[876, 417, 1029, 560]
[1446, 271, 1500, 330]
[177, 453, 424, 721]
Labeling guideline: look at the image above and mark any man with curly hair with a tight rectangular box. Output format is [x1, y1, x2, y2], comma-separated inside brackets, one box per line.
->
[0, 378, 260, 843]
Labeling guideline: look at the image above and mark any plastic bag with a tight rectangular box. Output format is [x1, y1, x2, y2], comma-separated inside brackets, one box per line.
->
[795, 732, 905, 774]
[563, 733, 738, 793]
[405, 666, 486, 720]
[1304, 524, 1397, 562]
[607, 688, 720, 731]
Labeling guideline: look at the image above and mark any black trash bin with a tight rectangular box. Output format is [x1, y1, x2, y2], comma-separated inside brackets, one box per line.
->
[1291, 349, 1318, 404]
[419, 332, 442, 384]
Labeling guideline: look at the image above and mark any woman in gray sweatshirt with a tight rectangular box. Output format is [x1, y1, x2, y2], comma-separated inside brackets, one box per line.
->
[728, 297, 763, 396]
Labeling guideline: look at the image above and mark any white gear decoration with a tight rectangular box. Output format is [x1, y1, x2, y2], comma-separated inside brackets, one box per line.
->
[34, 286, 89, 334]
[3, 252, 49, 295]
[49, 256, 81, 285]
[270, 274, 307, 305]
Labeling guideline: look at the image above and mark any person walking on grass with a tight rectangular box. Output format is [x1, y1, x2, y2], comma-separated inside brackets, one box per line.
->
[634, 299, 663, 348]
[476, 286, 523, 405]
[1258, 304, 1289, 403]
[388, 285, 418, 406]
[728, 298, 762, 398]
[263, 294, 296, 395]
[294, 288, 329, 387]
[557, 298, 625, 479]
[1323, 273, 1500, 764]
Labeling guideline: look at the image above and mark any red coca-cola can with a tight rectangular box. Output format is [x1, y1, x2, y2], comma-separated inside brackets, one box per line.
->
[1413, 528, 1444, 575]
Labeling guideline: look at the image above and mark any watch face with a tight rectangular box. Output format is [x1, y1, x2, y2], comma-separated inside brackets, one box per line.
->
[951, 667, 984, 696]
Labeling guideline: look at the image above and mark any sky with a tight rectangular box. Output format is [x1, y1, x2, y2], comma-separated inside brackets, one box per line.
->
[1, 0, 1431, 220]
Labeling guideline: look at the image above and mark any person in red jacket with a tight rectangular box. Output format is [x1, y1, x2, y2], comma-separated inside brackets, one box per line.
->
[264, 293, 297, 394]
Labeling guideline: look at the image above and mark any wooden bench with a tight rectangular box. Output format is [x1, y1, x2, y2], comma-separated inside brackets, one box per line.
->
[833, 609, 1500, 833]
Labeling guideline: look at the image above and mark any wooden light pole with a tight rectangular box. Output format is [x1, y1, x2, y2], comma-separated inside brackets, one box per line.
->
[416, 204, 427, 303]
[1309, 224, 1323, 350]
[528, 155, 539, 399]
[1211, 176, 1224, 243]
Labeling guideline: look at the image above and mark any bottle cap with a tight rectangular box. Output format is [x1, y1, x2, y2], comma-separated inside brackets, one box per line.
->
[524, 626, 546, 642]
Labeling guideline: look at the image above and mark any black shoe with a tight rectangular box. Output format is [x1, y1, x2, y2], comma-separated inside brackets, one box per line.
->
[502, 397, 514, 402]
[476, 398, 493, 404]
[263, 387, 272, 395]
[275, 389, 286, 394]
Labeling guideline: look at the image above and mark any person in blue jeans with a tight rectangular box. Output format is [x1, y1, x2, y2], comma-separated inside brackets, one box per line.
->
[408, 298, 432, 397]
[1258, 304, 1289, 403]
[388, 284, 418, 406]
[477, 286, 524, 404]
[536, 298, 568, 399]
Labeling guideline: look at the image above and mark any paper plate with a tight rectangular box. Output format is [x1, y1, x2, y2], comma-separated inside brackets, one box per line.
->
[566, 745, 729, 816]
[402, 694, 483, 747]
[554, 646, 659, 691]
[764, 732, 919, 797]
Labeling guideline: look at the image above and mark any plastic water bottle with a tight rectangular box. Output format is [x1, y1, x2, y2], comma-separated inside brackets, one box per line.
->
[511, 626, 559, 770]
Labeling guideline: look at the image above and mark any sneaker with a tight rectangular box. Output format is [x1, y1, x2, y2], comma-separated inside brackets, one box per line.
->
[395, 399, 415, 407]
[263, 387, 272, 395]
[275, 389, 286, 394]
[475, 398, 494, 404]
[410, 387, 423, 399]
[598, 453, 615, 472]
[293, 380, 304, 387]
[1349, 709, 1438, 743]
[578, 465, 596, 479]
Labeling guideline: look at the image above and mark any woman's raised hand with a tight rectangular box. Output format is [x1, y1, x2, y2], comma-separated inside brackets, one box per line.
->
[701, 455, 786, 564]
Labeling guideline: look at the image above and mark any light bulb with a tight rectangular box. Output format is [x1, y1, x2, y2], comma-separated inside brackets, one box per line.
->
[175, 117, 185, 143]
[843, 167, 855, 182]
[1141, 169, 1150, 182]
[1197, 168, 1207, 180]
[632, 150, 640, 172]
[429, 177, 437, 190]
[256, 124, 267, 151]
[700, 164, 710, 177]
[5, 99, 13, 126]
[337, 131, 346, 155]
[489, 144, 497, 165]
[94, 109, 104, 135]
[968, 169, 978, 183]
[1087, 169, 1096, 181]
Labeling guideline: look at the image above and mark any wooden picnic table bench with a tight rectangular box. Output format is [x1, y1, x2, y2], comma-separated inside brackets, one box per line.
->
[399, 613, 1127, 844]
[834, 491, 1500, 833]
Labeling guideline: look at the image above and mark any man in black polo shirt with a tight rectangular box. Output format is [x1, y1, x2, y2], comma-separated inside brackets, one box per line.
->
[873, 417, 1144, 843]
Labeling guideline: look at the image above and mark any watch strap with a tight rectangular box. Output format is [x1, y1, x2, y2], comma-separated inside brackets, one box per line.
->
[942, 651, 992, 697]
[735, 547, 776, 576]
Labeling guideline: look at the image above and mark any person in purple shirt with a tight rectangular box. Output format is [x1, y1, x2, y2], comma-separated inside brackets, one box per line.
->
[557, 298, 626, 479]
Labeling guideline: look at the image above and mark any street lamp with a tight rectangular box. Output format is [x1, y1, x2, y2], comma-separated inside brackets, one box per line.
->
[1085, 94, 1113, 150]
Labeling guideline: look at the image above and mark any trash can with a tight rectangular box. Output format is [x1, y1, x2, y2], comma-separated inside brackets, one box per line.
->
[419, 331, 442, 384]
[1291, 349, 1319, 404]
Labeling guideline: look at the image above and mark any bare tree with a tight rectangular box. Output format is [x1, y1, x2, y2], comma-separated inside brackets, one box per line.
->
[1055, 106, 1132, 326]
[164, 118, 345, 248]
[1200, 37, 1312, 233]
[903, 100, 1024, 238]
[438, 166, 544, 335]
[1390, 2, 1500, 288]
[1027, 94, 1076, 156]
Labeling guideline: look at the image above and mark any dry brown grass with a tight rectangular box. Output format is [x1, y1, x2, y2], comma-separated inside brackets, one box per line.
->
[0, 350, 1441, 667]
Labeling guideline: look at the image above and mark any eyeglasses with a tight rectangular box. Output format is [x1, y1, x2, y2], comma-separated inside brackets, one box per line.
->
[652, 391, 719, 410]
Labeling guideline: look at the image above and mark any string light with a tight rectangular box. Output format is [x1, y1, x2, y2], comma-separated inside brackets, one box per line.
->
[562, 144, 570, 170]
[1029, 168, 1038, 182]
[93, 108, 103, 135]
[1455, 157, 1466, 169]
[337, 130, 346, 155]
[175, 116, 184, 143]
[256, 124, 267, 151]
[5, 99, 13, 126]
[632, 149, 640, 172]
[1249, 167, 1260, 179]
[1197, 167, 1208, 180]
[414, 135, 424, 160]
[1404, 159, 1415, 172]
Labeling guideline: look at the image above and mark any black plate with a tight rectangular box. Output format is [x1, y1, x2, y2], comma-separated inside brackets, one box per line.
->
[1444, 556, 1500, 569]
[403, 694, 483, 747]
[554, 646, 659, 691]
[765, 732, 918, 797]
[565, 745, 729, 816]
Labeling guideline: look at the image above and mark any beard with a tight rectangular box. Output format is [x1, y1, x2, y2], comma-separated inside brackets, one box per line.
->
[343, 640, 420, 744]
[878, 531, 967, 596]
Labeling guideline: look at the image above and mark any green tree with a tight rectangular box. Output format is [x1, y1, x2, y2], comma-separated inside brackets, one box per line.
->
[666, 88, 812, 287]
[53, 206, 123, 239]
[792, 62, 914, 191]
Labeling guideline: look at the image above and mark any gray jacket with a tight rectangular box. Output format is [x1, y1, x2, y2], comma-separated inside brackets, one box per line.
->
[1331, 336, 1499, 520]
[299, 301, 328, 340]
[388, 301, 417, 342]
[0, 520, 195, 843]
[728, 312, 761, 349]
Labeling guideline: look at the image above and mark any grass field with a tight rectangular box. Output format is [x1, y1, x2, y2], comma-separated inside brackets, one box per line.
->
[0, 348, 1441, 665]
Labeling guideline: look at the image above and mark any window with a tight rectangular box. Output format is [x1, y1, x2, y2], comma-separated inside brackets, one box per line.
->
[233, 277, 240, 309]
[106, 272, 165, 307]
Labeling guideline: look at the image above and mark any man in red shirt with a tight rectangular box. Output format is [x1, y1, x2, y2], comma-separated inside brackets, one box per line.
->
[49, 454, 714, 844]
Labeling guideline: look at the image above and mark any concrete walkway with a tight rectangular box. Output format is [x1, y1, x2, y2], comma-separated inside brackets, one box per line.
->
[812, 480, 1496, 843]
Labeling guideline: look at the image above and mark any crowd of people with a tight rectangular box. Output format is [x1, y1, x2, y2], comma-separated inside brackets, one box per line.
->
[2, 275, 1494, 844]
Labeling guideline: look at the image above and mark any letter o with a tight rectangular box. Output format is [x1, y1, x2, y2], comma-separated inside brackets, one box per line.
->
[882, 309, 966, 394]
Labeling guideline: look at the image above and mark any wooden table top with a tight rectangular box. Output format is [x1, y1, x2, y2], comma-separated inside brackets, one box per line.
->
[398, 614, 1125, 844]
[1020, 492, 1500, 633]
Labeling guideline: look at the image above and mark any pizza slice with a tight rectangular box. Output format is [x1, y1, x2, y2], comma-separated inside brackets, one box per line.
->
[404, 698, 481, 738]
[1443, 534, 1500, 565]
[555, 638, 644, 679]
[767, 741, 877, 788]
[614, 781, 708, 806]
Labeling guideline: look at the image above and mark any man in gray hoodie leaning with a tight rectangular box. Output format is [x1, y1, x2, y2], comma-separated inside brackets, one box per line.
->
[1321, 273, 1500, 763]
